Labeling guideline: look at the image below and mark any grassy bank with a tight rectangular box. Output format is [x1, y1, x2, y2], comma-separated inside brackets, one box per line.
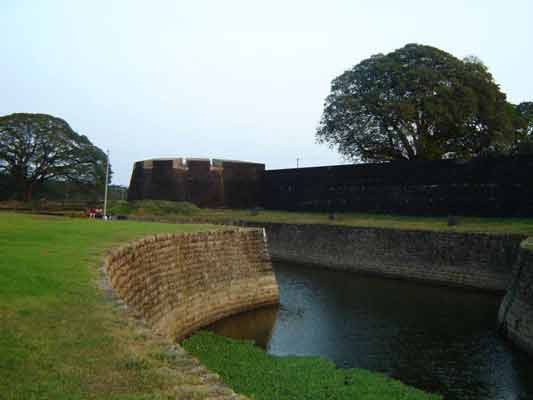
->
[104, 200, 533, 238]
[0, 213, 214, 400]
[182, 331, 441, 400]
[5, 199, 533, 237]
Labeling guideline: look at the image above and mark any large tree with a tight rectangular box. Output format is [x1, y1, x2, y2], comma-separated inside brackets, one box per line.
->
[513, 101, 533, 154]
[316, 44, 523, 162]
[0, 113, 110, 201]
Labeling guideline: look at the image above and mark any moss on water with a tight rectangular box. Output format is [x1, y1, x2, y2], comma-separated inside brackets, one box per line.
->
[182, 331, 442, 400]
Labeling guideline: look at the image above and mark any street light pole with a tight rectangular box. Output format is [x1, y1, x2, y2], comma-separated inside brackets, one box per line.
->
[103, 149, 110, 220]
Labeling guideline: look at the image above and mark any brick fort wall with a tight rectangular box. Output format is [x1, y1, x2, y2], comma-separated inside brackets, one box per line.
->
[127, 157, 264, 209]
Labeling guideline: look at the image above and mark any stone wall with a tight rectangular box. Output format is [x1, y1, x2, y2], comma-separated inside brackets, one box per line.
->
[241, 222, 526, 292]
[498, 245, 533, 355]
[263, 155, 533, 217]
[127, 157, 265, 209]
[104, 228, 279, 340]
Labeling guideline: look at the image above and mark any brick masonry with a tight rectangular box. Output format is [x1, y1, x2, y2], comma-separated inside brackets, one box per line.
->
[498, 246, 533, 356]
[104, 228, 279, 341]
[240, 222, 526, 292]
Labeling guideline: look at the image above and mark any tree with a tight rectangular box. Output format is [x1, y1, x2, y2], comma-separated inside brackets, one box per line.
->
[0, 113, 110, 201]
[513, 102, 533, 154]
[516, 101, 533, 136]
[316, 44, 523, 162]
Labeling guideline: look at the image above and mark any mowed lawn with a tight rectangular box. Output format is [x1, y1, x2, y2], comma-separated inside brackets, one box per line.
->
[0, 213, 212, 400]
[196, 208, 533, 237]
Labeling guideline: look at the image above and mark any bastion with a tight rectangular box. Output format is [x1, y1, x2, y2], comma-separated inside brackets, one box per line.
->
[127, 157, 265, 209]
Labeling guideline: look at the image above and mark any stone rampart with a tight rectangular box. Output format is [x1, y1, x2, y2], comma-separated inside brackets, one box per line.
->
[263, 155, 533, 217]
[498, 245, 533, 355]
[241, 222, 525, 292]
[127, 157, 265, 209]
[104, 228, 279, 340]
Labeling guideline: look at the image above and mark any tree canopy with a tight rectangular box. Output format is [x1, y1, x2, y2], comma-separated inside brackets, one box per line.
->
[0, 113, 110, 201]
[316, 44, 525, 162]
[513, 102, 533, 154]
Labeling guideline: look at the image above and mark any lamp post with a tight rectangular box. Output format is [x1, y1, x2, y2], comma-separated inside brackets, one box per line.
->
[103, 149, 110, 220]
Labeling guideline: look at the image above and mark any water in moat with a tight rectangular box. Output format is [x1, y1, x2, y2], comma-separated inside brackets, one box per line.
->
[208, 262, 533, 400]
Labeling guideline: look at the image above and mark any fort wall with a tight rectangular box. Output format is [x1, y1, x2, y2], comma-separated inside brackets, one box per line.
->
[498, 244, 533, 356]
[103, 228, 279, 340]
[262, 156, 533, 217]
[127, 157, 264, 209]
[127, 155, 533, 216]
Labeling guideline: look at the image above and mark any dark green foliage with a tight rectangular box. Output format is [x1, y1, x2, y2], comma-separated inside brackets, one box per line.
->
[182, 331, 442, 400]
[0, 113, 110, 201]
[514, 102, 533, 154]
[316, 44, 523, 162]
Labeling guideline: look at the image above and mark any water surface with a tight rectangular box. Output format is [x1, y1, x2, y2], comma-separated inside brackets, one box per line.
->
[208, 262, 533, 400]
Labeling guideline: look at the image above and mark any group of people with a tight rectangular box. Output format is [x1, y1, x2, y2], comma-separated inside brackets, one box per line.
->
[86, 208, 104, 219]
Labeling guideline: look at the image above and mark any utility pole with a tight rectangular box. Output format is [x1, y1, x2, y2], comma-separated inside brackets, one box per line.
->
[103, 149, 110, 220]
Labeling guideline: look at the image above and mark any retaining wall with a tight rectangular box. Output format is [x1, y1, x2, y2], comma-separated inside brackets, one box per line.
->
[241, 222, 526, 292]
[499, 245, 533, 355]
[104, 228, 279, 340]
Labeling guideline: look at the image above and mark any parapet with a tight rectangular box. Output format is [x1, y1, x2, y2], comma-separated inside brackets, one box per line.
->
[135, 157, 263, 171]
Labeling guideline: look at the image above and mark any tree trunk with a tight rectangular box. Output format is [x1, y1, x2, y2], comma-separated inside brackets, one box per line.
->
[23, 182, 33, 202]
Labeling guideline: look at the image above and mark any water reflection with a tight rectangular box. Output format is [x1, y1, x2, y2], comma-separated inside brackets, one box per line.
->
[208, 262, 533, 400]
[208, 305, 279, 348]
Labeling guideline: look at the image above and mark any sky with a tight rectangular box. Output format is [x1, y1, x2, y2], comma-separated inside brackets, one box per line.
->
[1, 0, 532, 185]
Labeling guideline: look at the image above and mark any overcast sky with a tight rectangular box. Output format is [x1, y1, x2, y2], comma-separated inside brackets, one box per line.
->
[2, 1, 532, 185]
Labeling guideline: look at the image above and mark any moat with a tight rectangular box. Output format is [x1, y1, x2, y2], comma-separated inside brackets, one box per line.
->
[208, 262, 533, 400]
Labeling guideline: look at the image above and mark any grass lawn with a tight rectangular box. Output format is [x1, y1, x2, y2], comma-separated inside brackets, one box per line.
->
[0, 212, 213, 400]
[196, 208, 533, 236]
[182, 331, 441, 400]
[101, 200, 533, 237]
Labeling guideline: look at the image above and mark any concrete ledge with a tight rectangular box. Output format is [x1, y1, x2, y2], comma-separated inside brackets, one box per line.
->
[104, 228, 279, 341]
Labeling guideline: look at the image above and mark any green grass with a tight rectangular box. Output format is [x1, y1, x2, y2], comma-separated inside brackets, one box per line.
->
[0, 213, 213, 400]
[108, 200, 200, 217]
[195, 208, 533, 236]
[182, 331, 441, 400]
[103, 200, 533, 238]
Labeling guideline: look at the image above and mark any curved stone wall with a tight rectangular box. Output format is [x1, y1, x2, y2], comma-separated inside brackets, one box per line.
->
[498, 245, 533, 355]
[104, 228, 279, 340]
